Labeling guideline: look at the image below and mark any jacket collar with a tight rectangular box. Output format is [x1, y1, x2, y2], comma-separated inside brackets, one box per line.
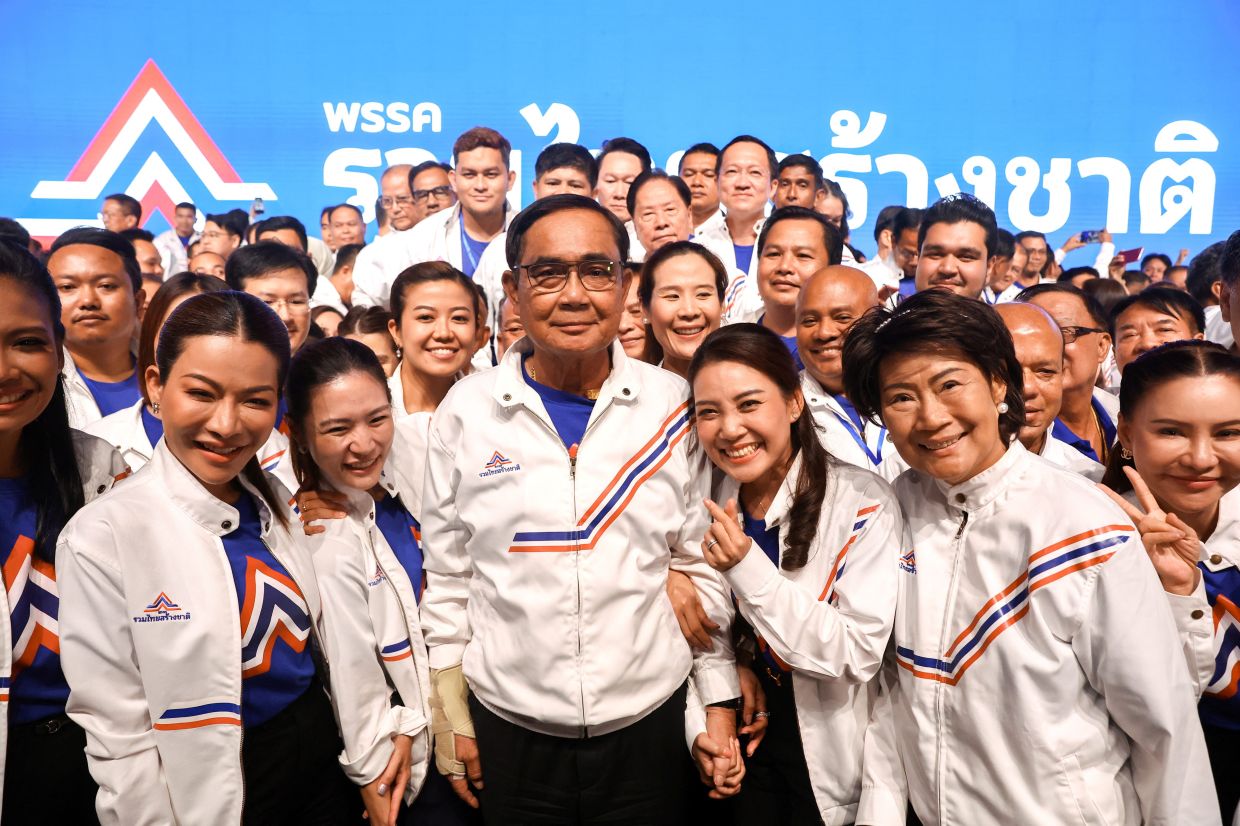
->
[149, 440, 281, 537]
[936, 440, 1027, 513]
[1204, 486, 1240, 569]
[799, 371, 847, 418]
[492, 336, 642, 416]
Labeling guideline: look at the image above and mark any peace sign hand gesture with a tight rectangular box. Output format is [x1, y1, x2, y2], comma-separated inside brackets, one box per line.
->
[1101, 467, 1202, 596]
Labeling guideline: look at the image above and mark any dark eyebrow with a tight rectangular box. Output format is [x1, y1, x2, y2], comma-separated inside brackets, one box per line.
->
[183, 373, 276, 395]
[1149, 417, 1240, 427]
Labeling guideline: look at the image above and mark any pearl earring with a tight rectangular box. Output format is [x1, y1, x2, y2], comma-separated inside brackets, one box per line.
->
[152, 403, 160, 414]
[1121, 447, 1133, 460]
[996, 402, 1009, 414]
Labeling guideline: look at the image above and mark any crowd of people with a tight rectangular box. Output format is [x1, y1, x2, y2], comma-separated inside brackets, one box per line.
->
[0, 123, 1238, 825]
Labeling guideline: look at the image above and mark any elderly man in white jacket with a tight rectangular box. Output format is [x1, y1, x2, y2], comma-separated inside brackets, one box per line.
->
[421, 194, 741, 823]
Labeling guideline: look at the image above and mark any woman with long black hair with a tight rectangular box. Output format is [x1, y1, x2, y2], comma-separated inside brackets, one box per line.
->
[1100, 340, 1240, 823]
[0, 241, 128, 824]
[690, 323, 902, 824]
[57, 291, 358, 824]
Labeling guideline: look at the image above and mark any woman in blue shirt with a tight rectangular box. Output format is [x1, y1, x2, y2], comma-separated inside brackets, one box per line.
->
[57, 291, 358, 824]
[0, 240, 127, 824]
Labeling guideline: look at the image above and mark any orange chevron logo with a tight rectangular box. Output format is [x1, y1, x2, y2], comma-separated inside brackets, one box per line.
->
[23, 59, 275, 242]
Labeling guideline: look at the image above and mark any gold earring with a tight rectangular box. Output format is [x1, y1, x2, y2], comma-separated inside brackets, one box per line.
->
[1121, 447, 1133, 460]
[152, 402, 160, 414]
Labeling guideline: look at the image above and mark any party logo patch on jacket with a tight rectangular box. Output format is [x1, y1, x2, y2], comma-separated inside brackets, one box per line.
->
[478, 450, 521, 478]
[899, 549, 917, 575]
[133, 590, 192, 623]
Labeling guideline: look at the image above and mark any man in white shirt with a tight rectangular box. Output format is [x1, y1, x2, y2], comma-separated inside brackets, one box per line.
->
[594, 137, 651, 224]
[982, 228, 1022, 304]
[996, 302, 1105, 480]
[422, 194, 741, 820]
[1188, 242, 1235, 349]
[409, 161, 457, 227]
[914, 194, 997, 301]
[468, 143, 599, 366]
[742, 206, 843, 369]
[257, 216, 345, 313]
[153, 201, 199, 274]
[327, 203, 366, 247]
[393, 127, 515, 284]
[349, 164, 415, 308]
[773, 154, 827, 212]
[796, 265, 906, 479]
[678, 143, 722, 236]
[694, 135, 778, 320]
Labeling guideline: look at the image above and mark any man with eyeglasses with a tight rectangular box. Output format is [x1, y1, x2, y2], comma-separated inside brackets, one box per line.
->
[996, 302, 1105, 480]
[466, 142, 599, 368]
[198, 212, 245, 260]
[409, 161, 456, 226]
[350, 163, 415, 309]
[421, 193, 743, 822]
[1019, 282, 1119, 465]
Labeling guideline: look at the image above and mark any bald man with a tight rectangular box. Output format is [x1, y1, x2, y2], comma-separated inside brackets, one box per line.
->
[796, 265, 907, 479]
[350, 163, 414, 308]
[996, 303, 1104, 481]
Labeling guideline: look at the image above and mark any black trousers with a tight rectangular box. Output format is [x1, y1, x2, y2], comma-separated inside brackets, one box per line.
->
[241, 682, 362, 826]
[1205, 722, 1239, 823]
[400, 768, 485, 826]
[3, 714, 99, 825]
[469, 685, 689, 825]
[731, 666, 824, 825]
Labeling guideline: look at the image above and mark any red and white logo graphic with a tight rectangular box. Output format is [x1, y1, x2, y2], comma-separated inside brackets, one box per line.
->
[23, 59, 274, 243]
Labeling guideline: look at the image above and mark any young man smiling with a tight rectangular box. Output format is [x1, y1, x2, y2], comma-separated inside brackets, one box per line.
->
[795, 264, 905, 480]
[399, 127, 516, 280]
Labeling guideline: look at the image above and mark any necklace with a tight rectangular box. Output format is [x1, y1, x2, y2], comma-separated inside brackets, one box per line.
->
[527, 363, 601, 400]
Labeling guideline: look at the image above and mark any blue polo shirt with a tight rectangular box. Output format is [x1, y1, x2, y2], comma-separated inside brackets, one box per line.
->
[1050, 395, 1117, 464]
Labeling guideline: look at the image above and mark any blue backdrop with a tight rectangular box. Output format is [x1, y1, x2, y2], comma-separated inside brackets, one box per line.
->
[2, 1, 1236, 261]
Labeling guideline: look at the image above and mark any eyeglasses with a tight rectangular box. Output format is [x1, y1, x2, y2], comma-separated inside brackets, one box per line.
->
[1060, 325, 1107, 344]
[412, 185, 454, 203]
[261, 296, 311, 315]
[379, 195, 413, 208]
[515, 259, 622, 294]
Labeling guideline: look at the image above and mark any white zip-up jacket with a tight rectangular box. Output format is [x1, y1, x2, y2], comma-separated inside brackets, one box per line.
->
[420, 338, 739, 736]
[61, 347, 105, 430]
[56, 441, 321, 826]
[693, 214, 765, 321]
[312, 428, 431, 802]
[1038, 430, 1105, 481]
[858, 442, 1219, 826]
[84, 399, 298, 493]
[384, 204, 514, 284]
[350, 228, 412, 309]
[1123, 486, 1235, 700]
[718, 456, 902, 825]
[801, 372, 907, 482]
[0, 431, 126, 813]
